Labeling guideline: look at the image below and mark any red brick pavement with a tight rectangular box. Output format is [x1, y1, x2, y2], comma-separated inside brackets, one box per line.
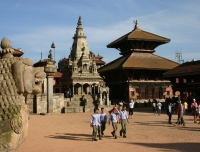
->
[16, 110, 200, 152]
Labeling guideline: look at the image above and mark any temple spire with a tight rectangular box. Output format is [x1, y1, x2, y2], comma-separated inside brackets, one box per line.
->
[70, 16, 89, 61]
[78, 16, 82, 26]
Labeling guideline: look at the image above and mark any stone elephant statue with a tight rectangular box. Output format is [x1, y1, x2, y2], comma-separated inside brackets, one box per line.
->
[0, 38, 46, 152]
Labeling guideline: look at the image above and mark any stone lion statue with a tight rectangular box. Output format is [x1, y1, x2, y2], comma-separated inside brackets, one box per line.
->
[0, 38, 46, 152]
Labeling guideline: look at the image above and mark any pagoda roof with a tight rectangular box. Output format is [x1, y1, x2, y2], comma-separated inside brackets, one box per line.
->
[94, 59, 105, 65]
[107, 21, 170, 51]
[163, 60, 200, 77]
[98, 52, 179, 73]
[54, 71, 63, 78]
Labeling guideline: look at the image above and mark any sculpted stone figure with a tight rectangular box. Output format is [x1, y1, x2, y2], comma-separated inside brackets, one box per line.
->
[0, 38, 46, 152]
[48, 49, 53, 60]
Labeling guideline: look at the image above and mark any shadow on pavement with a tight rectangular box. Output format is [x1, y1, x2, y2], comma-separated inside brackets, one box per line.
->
[133, 120, 200, 132]
[133, 120, 171, 127]
[46, 133, 115, 141]
[46, 133, 92, 141]
[123, 142, 200, 152]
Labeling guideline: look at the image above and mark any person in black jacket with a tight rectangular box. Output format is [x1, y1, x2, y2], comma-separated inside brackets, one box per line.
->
[167, 102, 173, 124]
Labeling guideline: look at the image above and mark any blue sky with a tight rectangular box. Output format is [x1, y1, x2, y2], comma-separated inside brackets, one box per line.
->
[0, 0, 200, 65]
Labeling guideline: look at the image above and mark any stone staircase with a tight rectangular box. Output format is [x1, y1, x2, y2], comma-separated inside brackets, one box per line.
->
[65, 94, 95, 113]
[64, 94, 114, 113]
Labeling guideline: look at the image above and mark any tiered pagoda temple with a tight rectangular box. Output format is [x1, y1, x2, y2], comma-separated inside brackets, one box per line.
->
[98, 21, 179, 103]
[60, 16, 105, 100]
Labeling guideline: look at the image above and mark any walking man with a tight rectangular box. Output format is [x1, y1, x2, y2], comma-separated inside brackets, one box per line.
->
[153, 99, 158, 114]
[175, 101, 185, 127]
[109, 107, 119, 139]
[100, 107, 107, 138]
[90, 108, 102, 141]
[191, 99, 198, 123]
[119, 105, 129, 138]
[167, 102, 173, 124]
[129, 99, 134, 119]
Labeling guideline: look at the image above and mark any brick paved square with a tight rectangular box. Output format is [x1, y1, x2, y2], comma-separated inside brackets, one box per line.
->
[16, 109, 200, 152]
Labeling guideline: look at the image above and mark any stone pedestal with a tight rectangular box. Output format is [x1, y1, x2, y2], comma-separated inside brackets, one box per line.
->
[44, 60, 57, 113]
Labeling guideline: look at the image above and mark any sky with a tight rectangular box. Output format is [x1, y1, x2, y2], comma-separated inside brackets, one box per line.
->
[0, 0, 200, 66]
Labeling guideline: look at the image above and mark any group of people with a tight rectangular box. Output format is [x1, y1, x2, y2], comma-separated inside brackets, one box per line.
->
[90, 104, 129, 141]
[167, 101, 185, 126]
[90, 97, 200, 141]
[151, 99, 162, 115]
[90, 108, 107, 141]
[166, 98, 200, 126]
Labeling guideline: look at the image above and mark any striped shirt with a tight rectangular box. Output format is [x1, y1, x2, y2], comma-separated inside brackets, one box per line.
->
[100, 112, 107, 122]
[119, 110, 128, 120]
[191, 102, 198, 111]
[178, 103, 184, 114]
[90, 113, 101, 126]
[109, 112, 118, 123]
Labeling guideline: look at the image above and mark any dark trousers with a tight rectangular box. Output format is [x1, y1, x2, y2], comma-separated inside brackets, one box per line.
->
[101, 122, 106, 135]
[168, 112, 172, 123]
[129, 108, 133, 115]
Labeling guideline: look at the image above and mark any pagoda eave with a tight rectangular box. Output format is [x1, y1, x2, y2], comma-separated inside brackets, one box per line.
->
[122, 67, 171, 71]
[107, 39, 169, 51]
[127, 38, 170, 43]
[119, 49, 155, 55]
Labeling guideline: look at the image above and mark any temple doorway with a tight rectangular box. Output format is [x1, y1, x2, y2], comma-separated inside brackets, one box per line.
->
[83, 83, 90, 94]
[74, 83, 81, 95]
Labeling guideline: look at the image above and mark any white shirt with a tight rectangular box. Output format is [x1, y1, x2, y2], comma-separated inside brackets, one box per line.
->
[129, 102, 134, 108]
[157, 103, 162, 109]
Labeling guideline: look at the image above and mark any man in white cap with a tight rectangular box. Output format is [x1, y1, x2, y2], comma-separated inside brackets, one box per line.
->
[191, 99, 198, 123]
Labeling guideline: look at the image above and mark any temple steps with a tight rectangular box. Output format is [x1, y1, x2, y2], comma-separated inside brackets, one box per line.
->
[66, 94, 95, 107]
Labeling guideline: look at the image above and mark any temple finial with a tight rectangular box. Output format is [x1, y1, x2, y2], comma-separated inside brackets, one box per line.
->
[134, 20, 139, 30]
[78, 16, 82, 25]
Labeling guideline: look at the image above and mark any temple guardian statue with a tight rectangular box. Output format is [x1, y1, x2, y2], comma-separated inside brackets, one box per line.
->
[0, 38, 46, 151]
